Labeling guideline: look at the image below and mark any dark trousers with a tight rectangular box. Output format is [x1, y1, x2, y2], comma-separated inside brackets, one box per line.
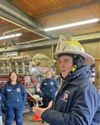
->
[5, 108, 23, 125]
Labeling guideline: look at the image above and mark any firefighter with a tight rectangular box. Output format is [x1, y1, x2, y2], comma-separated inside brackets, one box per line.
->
[1, 71, 27, 125]
[40, 68, 58, 108]
[33, 36, 100, 125]
[0, 93, 3, 125]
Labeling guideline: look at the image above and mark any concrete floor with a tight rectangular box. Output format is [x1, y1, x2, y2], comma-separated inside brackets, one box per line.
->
[3, 111, 48, 125]
[13, 119, 47, 125]
[13, 111, 48, 125]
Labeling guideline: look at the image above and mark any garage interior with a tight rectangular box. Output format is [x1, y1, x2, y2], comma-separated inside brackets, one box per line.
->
[0, 0, 100, 124]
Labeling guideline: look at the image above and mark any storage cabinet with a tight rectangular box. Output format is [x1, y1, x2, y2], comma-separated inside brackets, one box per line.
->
[0, 56, 32, 75]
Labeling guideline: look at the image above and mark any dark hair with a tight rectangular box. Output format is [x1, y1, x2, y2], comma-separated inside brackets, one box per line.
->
[8, 71, 19, 84]
[72, 54, 85, 69]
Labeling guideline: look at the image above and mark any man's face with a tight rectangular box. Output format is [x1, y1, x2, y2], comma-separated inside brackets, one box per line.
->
[57, 55, 73, 78]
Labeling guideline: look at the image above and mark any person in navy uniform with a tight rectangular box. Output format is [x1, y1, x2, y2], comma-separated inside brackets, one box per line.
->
[0, 93, 3, 125]
[40, 68, 58, 108]
[32, 36, 100, 125]
[1, 71, 27, 125]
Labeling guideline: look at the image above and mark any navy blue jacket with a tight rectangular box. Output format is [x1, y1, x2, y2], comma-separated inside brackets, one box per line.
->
[40, 78, 58, 99]
[0, 93, 3, 116]
[1, 83, 27, 110]
[41, 65, 100, 125]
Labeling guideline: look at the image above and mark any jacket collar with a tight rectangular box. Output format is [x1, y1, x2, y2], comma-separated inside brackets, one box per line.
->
[63, 65, 91, 86]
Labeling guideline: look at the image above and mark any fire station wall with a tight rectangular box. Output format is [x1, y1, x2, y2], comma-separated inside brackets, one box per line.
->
[82, 41, 100, 59]
[20, 41, 100, 59]
[82, 41, 100, 89]
[20, 46, 54, 59]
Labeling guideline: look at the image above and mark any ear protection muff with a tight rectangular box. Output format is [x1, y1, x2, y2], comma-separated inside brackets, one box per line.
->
[71, 65, 77, 73]
[73, 55, 85, 69]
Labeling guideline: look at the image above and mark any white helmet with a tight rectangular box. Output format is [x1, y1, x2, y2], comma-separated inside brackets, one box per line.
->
[54, 36, 94, 64]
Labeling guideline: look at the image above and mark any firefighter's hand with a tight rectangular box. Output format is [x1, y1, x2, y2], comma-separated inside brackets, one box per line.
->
[32, 101, 53, 116]
[32, 106, 46, 116]
[47, 100, 53, 108]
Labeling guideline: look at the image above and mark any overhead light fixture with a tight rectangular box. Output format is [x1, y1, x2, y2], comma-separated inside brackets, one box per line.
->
[44, 18, 99, 32]
[0, 33, 22, 40]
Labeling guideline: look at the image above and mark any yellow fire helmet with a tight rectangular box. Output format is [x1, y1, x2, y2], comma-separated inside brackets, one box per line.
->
[54, 36, 94, 64]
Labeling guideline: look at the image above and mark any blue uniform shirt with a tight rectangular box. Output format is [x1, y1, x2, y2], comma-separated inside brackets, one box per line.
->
[40, 78, 58, 99]
[1, 83, 27, 110]
[0, 93, 2, 116]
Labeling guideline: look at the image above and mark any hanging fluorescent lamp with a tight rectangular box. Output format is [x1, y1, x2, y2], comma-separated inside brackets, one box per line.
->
[0, 33, 22, 40]
[44, 18, 99, 32]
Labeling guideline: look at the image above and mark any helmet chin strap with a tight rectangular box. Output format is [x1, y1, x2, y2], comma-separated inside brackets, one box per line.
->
[60, 71, 71, 80]
[60, 73, 67, 80]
